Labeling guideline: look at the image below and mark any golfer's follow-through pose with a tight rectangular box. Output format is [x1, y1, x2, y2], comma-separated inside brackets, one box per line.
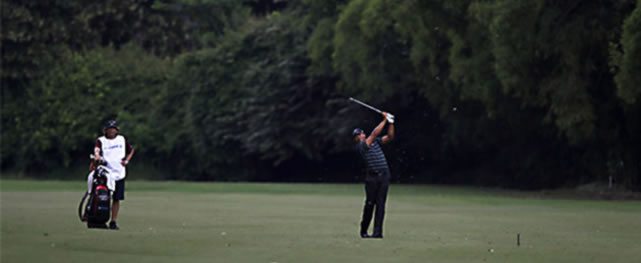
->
[353, 112, 395, 238]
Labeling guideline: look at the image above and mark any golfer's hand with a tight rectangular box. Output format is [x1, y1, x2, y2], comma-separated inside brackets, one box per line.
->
[384, 112, 395, 123]
[382, 112, 389, 121]
[121, 159, 129, 166]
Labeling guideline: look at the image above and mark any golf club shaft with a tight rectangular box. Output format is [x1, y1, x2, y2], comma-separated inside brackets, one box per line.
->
[349, 97, 383, 114]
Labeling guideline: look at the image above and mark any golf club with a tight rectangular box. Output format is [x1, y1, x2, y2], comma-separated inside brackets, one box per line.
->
[349, 97, 395, 123]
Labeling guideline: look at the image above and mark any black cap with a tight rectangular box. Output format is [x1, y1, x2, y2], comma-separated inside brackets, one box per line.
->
[104, 120, 119, 130]
[352, 128, 364, 137]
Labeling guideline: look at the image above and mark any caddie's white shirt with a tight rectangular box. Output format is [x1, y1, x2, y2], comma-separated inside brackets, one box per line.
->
[98, 135, 127, 180]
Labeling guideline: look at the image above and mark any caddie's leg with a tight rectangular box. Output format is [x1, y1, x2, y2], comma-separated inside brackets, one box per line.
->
[109, 179, 125, 230]
[87, 171, 94, 193]
[111, 201, 120, 222]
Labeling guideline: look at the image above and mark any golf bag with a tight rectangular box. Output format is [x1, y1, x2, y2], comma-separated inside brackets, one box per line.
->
[78, 163, 111, 228]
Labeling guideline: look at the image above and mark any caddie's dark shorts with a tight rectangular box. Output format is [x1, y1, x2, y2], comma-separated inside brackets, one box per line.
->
[113, 179, 125, 201]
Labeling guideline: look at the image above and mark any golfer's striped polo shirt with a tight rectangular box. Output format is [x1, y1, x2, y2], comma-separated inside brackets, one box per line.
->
[357, 138, 390, 176]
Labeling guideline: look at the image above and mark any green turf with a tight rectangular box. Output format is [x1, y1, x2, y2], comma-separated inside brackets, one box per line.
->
[2, 179, 640, 263]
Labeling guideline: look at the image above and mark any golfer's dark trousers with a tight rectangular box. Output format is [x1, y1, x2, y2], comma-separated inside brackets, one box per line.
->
[360, 170, 390, 235]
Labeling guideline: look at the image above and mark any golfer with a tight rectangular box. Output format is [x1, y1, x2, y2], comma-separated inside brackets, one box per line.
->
[353, 112, 395, 238]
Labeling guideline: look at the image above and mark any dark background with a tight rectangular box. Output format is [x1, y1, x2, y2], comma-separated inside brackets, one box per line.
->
[2, 0, 640, 190]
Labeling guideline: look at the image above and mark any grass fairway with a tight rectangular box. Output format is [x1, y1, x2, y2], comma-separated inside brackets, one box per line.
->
[1, 180, 640, 263]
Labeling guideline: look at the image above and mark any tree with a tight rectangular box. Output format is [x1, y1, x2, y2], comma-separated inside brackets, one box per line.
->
[614, 0, 641, 104]
[7, 46, 169, 172]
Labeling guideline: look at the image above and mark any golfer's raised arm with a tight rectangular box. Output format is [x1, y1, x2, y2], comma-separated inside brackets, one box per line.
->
[366, 113, 388, 146]
[382, 120, 394, 144]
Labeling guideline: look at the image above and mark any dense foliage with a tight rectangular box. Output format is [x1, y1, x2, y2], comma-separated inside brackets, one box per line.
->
[2, 0, 640, 189]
